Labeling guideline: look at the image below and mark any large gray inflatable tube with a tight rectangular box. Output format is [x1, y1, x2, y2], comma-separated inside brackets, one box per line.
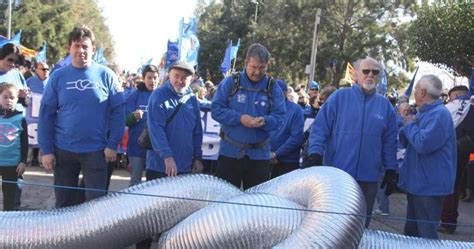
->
[0, 167, 473, 248]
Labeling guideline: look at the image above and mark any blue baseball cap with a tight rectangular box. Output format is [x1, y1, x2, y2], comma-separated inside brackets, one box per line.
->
[276, 79, 287, 92]
[309, 81, 319, 90]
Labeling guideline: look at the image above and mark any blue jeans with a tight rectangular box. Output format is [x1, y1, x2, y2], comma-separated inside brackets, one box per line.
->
[54, 148, 108, 208]
[404, 193, 444, 239]
[357, 181, 378, 228]
[129, 156, 146, 186]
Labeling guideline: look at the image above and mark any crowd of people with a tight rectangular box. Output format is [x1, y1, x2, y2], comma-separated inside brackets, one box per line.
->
[0, 24, 473, 247]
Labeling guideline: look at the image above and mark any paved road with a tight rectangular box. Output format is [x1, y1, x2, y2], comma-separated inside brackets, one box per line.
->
[1, 166, 473, 246]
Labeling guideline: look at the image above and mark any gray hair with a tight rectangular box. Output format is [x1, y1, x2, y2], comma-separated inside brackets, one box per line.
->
[245, 43, 270, 63]
[417, 74, 443, 99]
[319, 85, 337, 99]
[353, 57, 381, 70]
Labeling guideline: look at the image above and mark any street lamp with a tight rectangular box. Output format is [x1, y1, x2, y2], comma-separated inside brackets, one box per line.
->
[250, 0, 259, 23]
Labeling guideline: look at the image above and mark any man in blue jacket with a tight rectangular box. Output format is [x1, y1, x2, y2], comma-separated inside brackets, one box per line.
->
[140, 61, 203, 249]
[146, 61, 203, 178]
[399, 75, 457, 239]
[270, 79, 304, 178]
[307, 57, 398, 227]
[38, 25, 125, 208]
[212, 43, 286, 189]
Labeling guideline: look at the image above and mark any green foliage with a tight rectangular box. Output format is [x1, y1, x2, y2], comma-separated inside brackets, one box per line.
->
[197, 0, 417, 89]
[407, 2, 473, 77]
[0, 0, 114, 65]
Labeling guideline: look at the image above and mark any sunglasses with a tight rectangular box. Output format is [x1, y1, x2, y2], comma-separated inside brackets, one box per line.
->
[6, 58, 17, 64]
[39, 68, 50, 71]
[361, 69, 380, 75]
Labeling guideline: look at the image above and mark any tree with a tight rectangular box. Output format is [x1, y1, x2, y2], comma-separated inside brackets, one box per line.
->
[407, 2, 473, 77]
[0, 0, 114, 65]
[197, 0, 417, 88]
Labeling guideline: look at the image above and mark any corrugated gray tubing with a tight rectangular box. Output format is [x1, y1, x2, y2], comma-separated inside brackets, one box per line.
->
[0, 167, 473, 248]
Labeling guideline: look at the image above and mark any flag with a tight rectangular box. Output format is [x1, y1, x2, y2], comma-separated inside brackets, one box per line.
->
[404, 66, 419, 97]
[19, 45, 37, 58]
[10, 31, 21, 45]
[470, 67, 474, 96]
[165, 40, 179, 69]
[377, 63, 387, 96]
[344, 62, 355, 84]
[230, 38, 240, 60]
[178, 17, 200, 68]
[220, 40, 232, 74]
[92, 47, 109, 65]
[0, 35, 9, 47]
[36, 42, 47, 63]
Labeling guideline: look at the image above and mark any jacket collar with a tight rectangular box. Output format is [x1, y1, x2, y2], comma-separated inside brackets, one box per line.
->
[418, 99, 443, 113]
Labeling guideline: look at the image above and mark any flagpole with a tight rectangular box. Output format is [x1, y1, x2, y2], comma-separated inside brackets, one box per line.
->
[231, 57, 237, 73]
[308, 9, 321, 84]
[7, 0, 12, 39]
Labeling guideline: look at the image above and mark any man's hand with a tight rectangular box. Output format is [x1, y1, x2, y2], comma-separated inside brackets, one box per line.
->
[16, 162, 26, 177]
[403, 114, 416, 126]
[42, 154, 56, 171]
[254, 116, 265, 128]
[192, 159, 204, 173]
[134, 109, 144, 120]
[104, 148, 117, 163]
[164, 157, 178, 176]
[240, 114, 255, 128]
[381, 169, 399, 196]
[19, 88, 31, 98]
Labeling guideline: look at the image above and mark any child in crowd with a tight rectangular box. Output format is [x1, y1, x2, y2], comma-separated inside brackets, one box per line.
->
[0, 83, 27, 211]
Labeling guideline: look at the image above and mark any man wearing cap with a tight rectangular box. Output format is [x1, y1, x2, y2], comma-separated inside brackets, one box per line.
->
[307, 57, 398, 227]
[270, 79, 305, 178]
[212, 43, 286, 189]
[308, 81, 319, 97]
[138, 60, 203, 248]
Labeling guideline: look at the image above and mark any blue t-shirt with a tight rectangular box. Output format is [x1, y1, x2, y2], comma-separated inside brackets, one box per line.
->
[38, 63, 125, 154]
[0, 113, 23, 166]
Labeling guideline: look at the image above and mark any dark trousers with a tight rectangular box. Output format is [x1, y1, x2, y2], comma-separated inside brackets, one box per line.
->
[404, 193, 444, 239]
[54, 148, 108, 208]
[271, 161, 299, 179]
[216, 155, 271, 190]
[77, 161, 115, 204]
[441, 151, 470, 230]
[0, 166, 18, 211]
[358, 181, 378, 228]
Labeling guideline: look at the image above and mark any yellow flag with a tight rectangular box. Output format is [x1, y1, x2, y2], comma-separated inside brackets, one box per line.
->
[344, 62, 355, 85]
[19, 45, 37, 58]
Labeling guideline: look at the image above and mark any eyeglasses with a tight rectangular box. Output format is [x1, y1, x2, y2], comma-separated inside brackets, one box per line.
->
[361, 69, 380, 75]
[38, 68, 50, 71]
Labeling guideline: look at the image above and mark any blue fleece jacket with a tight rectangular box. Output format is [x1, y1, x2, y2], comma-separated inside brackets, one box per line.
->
[398, 99, 456, 196]
[211, 72, 286, 160]
[38, 63, 125, 154]
[308, 83, 398, 182]
[146, 81, 203, 173]
[270, 100, 304, 163]
[126, 86, 152, 157]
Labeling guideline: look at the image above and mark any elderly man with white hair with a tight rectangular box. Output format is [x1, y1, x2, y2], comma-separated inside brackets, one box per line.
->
[398, 74, 457, 239]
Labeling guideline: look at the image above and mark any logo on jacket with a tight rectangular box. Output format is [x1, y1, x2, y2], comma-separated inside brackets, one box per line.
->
[237, 94, 246, 103]
[374, 114, 384, 120]
[0, 123, 18, 147]
[66, 80, 99, 91]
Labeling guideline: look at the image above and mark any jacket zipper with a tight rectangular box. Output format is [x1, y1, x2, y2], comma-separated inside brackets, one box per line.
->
[355, 94, 366, 179]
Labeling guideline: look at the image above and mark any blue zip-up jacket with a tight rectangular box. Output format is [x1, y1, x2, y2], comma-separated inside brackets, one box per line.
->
[308, 83, 398, 182]
[211, 72, 286, 160]
[126, 84, 152, 157]
[146, 81, 203, 173]
[270, 99, 304, 163]
[398, 99, 456, 196]
[38, 63, 125, 154]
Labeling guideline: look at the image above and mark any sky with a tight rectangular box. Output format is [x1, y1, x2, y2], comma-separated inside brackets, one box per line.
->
[97, 0, 197, 72]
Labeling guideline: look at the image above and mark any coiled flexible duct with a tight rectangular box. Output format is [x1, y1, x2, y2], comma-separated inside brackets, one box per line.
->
[1, 167, 473, 248]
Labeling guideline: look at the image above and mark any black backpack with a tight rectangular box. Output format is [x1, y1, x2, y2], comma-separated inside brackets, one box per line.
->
[228, 73, 275, 112]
